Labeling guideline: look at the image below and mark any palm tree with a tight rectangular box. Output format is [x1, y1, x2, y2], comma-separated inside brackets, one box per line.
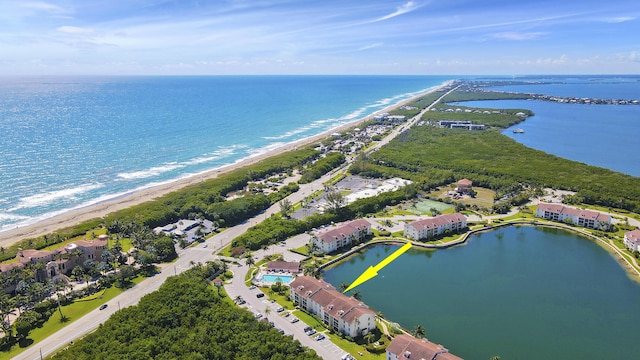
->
[264, 306, 271, 319]
[339, 282, 348, 292]
[351, 290, 362, 300]
[234, 295, 243, 303]
[412, 324, 426, 338]
[245, 255, 255, 266]
[364, 331, 376, 345]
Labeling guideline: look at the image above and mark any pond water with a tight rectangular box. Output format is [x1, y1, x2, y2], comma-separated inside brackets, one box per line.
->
[322, 226, 640, 359]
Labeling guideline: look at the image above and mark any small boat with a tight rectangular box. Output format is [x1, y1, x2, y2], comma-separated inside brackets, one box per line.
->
[513, 128, 525, 133]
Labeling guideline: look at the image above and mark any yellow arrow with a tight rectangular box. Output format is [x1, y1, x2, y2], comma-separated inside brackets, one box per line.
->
[344, 242, 412, 293]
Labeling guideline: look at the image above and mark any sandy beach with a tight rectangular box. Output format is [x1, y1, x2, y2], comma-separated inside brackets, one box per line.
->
[0, 82, 451, 249]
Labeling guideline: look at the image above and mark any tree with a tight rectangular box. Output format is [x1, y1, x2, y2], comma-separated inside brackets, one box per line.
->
[279, 199, 293, 218]
[324, 191, 346, 214]
[351, 290, 362, 301]
[364, 331, 376, 345]
[71, 265, 85, 281]
[412, 324, 426, 338]
[264, 306, 271, 319]
[339, 282, 348, 292]
[245, 255, 255, 266]
[302, 262, 318, 277]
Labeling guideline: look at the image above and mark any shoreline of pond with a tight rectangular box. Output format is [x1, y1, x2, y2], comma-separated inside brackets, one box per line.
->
[319, 220, 640, 283]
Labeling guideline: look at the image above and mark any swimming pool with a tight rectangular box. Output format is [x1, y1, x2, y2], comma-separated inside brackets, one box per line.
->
[260, 274, 293, 283]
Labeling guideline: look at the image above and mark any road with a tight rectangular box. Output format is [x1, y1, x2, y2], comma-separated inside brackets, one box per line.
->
[13, 87, 455, 360]
[224, 263, 347, 360]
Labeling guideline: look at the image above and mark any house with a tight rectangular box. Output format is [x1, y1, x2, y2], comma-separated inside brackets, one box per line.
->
[0, 237, 108, 286]
[624, 229, 640, 252]
[536, 203, 612, 231]
[289, 276, 376, 337]
[386, 334, 462, 360]
[312, 219, 371, 253]
[267, 261, 301, 274]
[155, 218, 215, 243]
[404, 213, 467, 241]
[456, 179, 473, 194]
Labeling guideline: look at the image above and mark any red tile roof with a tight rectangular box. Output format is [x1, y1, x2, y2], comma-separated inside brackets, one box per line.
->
[267, 261, 300, 273]
[289, 276, 375, 323]
[386, 334, 463, 360]
[317, 219, 371, 244]
[407, 213, 466, 231]
[626, 229, 640, 244]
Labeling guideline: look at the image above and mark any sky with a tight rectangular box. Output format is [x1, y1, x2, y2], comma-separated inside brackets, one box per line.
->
[0, 0, 639, 75]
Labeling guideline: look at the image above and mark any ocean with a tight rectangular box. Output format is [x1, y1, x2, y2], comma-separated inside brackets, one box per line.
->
[1, 75, 638, 232]
[0, 75, 450, 231]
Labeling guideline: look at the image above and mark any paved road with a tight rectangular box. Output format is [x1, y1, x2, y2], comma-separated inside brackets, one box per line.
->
[224, 263, 347, 360]
[14, 87, 455, 360]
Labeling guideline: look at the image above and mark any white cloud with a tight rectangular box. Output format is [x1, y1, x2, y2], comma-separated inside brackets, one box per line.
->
[374, 1, 423, 22]
[357, 43, 382, 51]
[492, 32, 545, 41]
[605, 16, 635, 23]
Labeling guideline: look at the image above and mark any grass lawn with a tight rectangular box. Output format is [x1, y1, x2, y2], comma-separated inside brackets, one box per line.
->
[292, 245, 309, 256]
[109, 238, 133, 253]
[329, 335, 385, 360]
[2, 276, 146, 359]
[292, 310, 327, 332]
[266, 290, 295, 311]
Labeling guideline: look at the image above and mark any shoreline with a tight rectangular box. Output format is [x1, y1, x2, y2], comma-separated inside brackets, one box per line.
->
[0, 81, 454, 248]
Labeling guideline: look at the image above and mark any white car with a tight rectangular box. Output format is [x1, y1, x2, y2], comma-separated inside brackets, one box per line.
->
[255, 313, 263, 318]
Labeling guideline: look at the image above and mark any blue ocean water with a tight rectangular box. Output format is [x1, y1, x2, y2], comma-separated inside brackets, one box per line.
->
[457, 76, 640, 177]
[0, 76, 451, 230]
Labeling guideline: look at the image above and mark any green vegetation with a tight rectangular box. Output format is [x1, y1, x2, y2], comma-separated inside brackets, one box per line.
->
[1, 277, 145, 359]
[441, 89, 531, 102]
[50, 263, 320, 360]
[421, 105, 532, 128]
[299, 152, 346, 183]
[352, 127, 640, 214]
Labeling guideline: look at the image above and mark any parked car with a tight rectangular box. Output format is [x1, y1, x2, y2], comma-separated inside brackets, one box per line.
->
[278, 328, 285, 334]
[255, 313, 263, 318]
[305, 329, 317, 336]
[315, 334, 325, 341]
[283, 312, 291, 317]
[256, 293, 265, 298]
[276, 307, 284, 312]
[249, 285, 256, 290]
[290, 317, 299, 323]
[303, 326, 312, 332]
[341, 354, 356, 360]
[99, 304, 108, 310]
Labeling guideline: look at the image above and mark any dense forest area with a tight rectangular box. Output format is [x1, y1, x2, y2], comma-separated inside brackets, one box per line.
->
[50, 263, 321, 360]
[351, 127, 640, 213]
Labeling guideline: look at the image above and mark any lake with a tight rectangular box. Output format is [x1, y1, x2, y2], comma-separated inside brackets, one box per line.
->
[322, 226, 640, 359]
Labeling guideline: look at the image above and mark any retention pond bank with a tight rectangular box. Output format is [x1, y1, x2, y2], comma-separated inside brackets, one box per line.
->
[322, 226, 640, 359]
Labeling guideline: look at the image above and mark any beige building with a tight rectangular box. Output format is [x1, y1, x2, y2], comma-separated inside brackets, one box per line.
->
[404, 213, 467, 241]
[536, 203, 612, 231]
[312, 219, 371, 253]
[289, 276, 376, 337]
[624, 229, 640, 252]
